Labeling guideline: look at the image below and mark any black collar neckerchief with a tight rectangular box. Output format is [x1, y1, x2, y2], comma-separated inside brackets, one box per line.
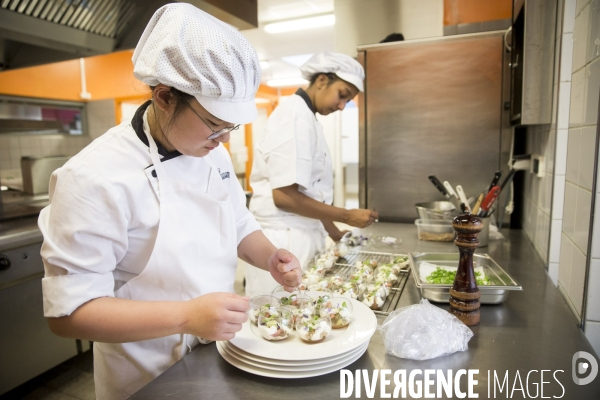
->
[295, 88, 316, 117]
[132, 100, 182, 162]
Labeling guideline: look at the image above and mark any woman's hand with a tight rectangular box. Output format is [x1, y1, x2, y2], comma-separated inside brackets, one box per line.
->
[267, 249, 302, 291]
[182, 293, 250, 341]
[343, 209, 379, 228]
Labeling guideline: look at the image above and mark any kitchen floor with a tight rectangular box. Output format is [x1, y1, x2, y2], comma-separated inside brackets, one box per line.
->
[0, 349, 95, 400]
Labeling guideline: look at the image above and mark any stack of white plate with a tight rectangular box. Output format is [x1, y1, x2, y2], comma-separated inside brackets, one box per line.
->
[217, 294, 378, 378]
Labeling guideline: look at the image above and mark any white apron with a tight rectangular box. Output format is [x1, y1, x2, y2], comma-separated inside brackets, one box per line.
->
[93, 131, 238, 400]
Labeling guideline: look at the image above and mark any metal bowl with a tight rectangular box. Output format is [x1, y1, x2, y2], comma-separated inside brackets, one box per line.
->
[415, 201, 456, 220]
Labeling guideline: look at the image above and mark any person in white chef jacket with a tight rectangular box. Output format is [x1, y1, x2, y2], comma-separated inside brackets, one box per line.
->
[245, 52, 379, 298]
[37, 5, 302, 400]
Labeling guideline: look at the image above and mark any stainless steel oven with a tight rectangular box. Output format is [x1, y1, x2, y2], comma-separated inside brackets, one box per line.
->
[0, 238, 82, 395]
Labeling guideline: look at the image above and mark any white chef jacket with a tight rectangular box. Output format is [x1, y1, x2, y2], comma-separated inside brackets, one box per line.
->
[244, 90, 333, 297]
[249, 91, 334, 231]
[39, 101, 261, 318]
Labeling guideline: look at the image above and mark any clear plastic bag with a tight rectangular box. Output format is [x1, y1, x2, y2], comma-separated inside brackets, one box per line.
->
[378, 299, 473, 360]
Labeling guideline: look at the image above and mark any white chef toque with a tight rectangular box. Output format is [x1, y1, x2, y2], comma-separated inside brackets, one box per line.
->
[132, 3, 260, 125]
[299, 51, 365, 92]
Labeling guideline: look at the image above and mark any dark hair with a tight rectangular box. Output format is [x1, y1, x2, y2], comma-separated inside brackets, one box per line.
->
[149, 86, 194, 135]
[380, 33, 405, 43]
[308, 72, 340, 87]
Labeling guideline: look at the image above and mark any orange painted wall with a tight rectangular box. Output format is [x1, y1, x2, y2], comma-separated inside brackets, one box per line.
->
[0, 58, 81, 101]
[444, 0, 512, 26]
[0, 50, 148, 101]
[0, 49, 299, 103]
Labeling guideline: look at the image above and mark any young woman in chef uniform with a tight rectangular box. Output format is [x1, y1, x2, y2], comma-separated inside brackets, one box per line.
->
[38, 5, 302, 400]
[245, 52, 379, 298]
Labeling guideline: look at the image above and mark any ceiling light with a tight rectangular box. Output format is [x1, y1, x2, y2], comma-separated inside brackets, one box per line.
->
[260, 61, 270, 69]
[281, 53, 313, 67]
[264, 14, 335, 34]
[266, 77, 309, 88]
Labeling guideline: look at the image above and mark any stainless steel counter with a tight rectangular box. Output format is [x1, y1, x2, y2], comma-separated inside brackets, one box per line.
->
[0, 217, 43, 251]
[132, 223, 600, 399]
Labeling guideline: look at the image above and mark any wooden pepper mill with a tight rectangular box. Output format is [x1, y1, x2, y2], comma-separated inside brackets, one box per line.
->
[449, 212, 483, 326]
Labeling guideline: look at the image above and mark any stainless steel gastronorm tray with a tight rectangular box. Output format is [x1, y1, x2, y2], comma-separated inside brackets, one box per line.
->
[326, 250, 411, 316]
[409, 252, 522, 304]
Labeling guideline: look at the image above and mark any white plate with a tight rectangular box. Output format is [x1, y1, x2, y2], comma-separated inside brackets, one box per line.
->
[222, 339, 367, 366]
[218, 341, 368, 372]
[229, 292, 377, 361]
[217, 340, 368, 379]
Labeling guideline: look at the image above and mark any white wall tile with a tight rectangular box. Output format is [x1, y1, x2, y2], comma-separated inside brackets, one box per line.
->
[531, 172, 540, 205]
[560, 233, 575, 287]
[570, 246, 587, 315]
[579, 126, 598, 190]
[536, 207, 545, 255]
[562, 33, 575, 82]
[551, 219, 565, 262]
[546, 131, 557, 175]
[543, 174, 554, 215]
[577, 0, 591, 16]
[559, 82, 573, 128]
[573, 3, 591, 72]
[549, 262, 560, 286]
[565, 0, 577, 33]
[585, 58, 600, 124]
[8, 137, 20, 153]
[556, 129, 569, 175]
[564, 182, 579, 238]
[592, 195, 600, 258]
[571, 68, 586, 126]
[525, 199, 538, 241]
[566, 128, 582, 183]
[587, 259, 600, 321]
[587, 0, 600, 63]
[585, 321, 600, 357]
[87, 100, 116, 140]
[574, 187, 593, 254]
[540, 212, 550, 260]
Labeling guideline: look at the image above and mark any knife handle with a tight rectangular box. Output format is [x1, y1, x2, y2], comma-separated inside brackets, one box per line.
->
[443, 181, 458, 198]
[480, 186, 501, 215]
[471, 193, 485, 216]
[428, 175, 449, 198]
[456, 185, 470, 211]
[489, 171, 502, 190]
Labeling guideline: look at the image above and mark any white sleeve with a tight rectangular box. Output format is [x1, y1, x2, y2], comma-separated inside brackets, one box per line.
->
[260, 104, 315, 191]
[39, 163, 129, 318]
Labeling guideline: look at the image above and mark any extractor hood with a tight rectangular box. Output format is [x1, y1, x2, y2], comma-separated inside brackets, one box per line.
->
[0, 0, 258, 70]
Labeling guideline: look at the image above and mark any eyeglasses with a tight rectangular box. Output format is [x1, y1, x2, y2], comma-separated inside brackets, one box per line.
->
[186, 100, 240, 140]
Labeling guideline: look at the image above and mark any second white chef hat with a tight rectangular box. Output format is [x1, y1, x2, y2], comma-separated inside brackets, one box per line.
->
[132, 3, 260, 124]
[300, 51, 365, 92]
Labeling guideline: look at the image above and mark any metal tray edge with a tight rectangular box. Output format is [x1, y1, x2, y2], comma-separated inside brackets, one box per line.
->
[408, 252, 523, 291]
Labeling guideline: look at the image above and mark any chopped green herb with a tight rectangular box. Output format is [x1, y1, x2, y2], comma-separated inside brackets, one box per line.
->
[425, 267, 491, 286]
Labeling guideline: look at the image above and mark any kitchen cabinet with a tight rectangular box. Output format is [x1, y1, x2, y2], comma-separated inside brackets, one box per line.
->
[0, 224, 82, 396]
[357, 32, 506, 222]
[509, 0, 557, 125]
